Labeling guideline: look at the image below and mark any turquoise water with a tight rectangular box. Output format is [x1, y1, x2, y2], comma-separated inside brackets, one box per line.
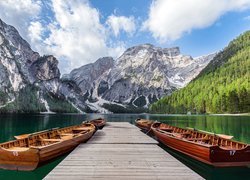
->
[0, 114, 249, 179]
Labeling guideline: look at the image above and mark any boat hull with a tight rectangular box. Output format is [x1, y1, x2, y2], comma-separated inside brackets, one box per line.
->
[135, 119, 154, 132]
[152, 128, 250, 167]
[89, 119, 106, 129]
[136, 123, 150, 132]
[0, 148, 39, 171]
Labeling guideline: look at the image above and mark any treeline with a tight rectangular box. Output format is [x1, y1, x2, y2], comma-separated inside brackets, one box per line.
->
[150, 31, 250, 114]
[0, 85, 46, 113]
[102, 103, 148, 113]
[44, 93, 78, 113]
[0, 85, 78, 113]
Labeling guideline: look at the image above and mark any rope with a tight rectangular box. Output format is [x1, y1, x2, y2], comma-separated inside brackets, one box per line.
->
[146, 128, 151, 135]
[145, 120, 158, 135]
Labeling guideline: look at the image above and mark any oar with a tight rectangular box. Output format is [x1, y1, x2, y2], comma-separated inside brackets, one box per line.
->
[186, 127, 233, 139]
[14, 127, 60, 139]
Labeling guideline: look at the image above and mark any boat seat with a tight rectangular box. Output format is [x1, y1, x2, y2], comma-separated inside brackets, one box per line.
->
[73, 127, 90, 131]
[181, 132, 191, 135]
[177, 132, 191, 138]
[40, 138, 62, 142]
[186, 137, 210, 141]
[60, 133, 74, 136]
[172, 133, 183, 138]
[160, 128, 173, 132]
[30, 145, 42, 148]
[7, 147, 30, 151]
[158, 130, 183, 139]
[60, 135, 74, 140]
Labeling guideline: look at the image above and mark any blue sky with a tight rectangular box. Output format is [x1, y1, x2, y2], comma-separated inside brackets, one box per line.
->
[0, 0, 250, 73]
[92, 0, 250, 56]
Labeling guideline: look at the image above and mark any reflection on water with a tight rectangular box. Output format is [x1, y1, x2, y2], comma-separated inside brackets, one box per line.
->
[0, 113, 249, 179]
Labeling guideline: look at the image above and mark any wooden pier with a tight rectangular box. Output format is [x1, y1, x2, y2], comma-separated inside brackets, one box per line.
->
[44, 122, 203, 179]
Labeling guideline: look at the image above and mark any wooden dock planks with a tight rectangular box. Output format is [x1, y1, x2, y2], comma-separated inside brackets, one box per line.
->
[44, 122, 203, 179]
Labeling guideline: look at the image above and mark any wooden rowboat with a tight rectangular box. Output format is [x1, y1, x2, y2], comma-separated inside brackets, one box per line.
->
[88, 118, 106, 129]
[0, 122, 95, 171]
[135, 118, 154, 131]
[151, 121, 250, 167]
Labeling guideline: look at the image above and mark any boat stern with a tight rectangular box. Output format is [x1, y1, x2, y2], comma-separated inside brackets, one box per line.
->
[0, 147, 39, 171]
[209, 145, 250, 167]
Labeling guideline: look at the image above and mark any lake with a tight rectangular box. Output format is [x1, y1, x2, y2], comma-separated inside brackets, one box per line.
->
[0, 114, 249, 179]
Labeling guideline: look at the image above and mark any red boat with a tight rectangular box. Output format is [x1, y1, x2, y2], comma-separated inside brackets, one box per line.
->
[151, 122, 250, 167]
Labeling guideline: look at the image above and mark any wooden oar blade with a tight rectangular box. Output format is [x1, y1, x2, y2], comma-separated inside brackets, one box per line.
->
[186, 127, 233, 139]
[217, 134, 234, 140]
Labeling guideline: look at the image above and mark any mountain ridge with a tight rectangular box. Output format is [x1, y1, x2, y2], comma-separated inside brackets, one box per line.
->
[150, 31, 250, 114]
[0, 18, 216, 113]
[62, 43, 215, 112]
[0, 18, 77, 113]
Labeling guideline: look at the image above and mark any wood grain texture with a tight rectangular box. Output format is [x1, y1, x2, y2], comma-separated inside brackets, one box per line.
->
[44, 122, 203, 180]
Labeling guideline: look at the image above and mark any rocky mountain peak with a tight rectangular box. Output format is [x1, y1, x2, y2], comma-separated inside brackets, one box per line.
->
[0, 18, 31, 51]
[0, 18, 74, 113]
[62, 57, 114, 94]
[30, 55, 60, 81]
[122, 44, 180, 58]
[62, 44, 216, 112]
[163, 47, 180, 56]
[0, 18, 39, 84]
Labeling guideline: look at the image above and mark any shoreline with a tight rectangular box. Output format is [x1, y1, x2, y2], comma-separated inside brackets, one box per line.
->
[0, 112, 249, 116]
[208, 113, 250, 116]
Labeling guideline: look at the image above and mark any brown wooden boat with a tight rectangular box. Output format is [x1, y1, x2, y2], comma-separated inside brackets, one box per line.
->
[88, 118, 106, 129]
[0, 122, 95, 171]
[135, 118, 154, 131]
[151, 121, 250, 167]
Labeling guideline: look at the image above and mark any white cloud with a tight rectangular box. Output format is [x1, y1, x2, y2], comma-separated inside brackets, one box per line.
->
[0, 0, 41, 41]
[28, 21, 43, 42]
[106, 15, 136, 37]
[40, 0, 109, 73]
[0, 0, 127, 74]
[143, 0, 250, 43]
[40, 0, 128, 73]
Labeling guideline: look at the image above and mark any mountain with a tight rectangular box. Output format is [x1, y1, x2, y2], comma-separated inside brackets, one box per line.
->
[150, 31, 250, 114]
[59, 57, 115, 113]
[0, 18, 216, 113]
[62, 44, 215, 113]
[0, 18, 77, 113]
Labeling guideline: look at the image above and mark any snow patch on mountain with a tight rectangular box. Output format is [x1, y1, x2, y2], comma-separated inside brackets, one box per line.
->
[61, 44, 216, 112]
[0, 57, 24, 91]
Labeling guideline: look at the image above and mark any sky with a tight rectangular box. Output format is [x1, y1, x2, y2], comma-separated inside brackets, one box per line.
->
[0, 0, 250, 74]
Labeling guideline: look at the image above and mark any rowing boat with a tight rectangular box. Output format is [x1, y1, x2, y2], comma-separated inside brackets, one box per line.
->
[0, 122, 95, 171]
[135, 118, 154, 131]
[88, 118, 106, 129]
[151, 121, 250, 167]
